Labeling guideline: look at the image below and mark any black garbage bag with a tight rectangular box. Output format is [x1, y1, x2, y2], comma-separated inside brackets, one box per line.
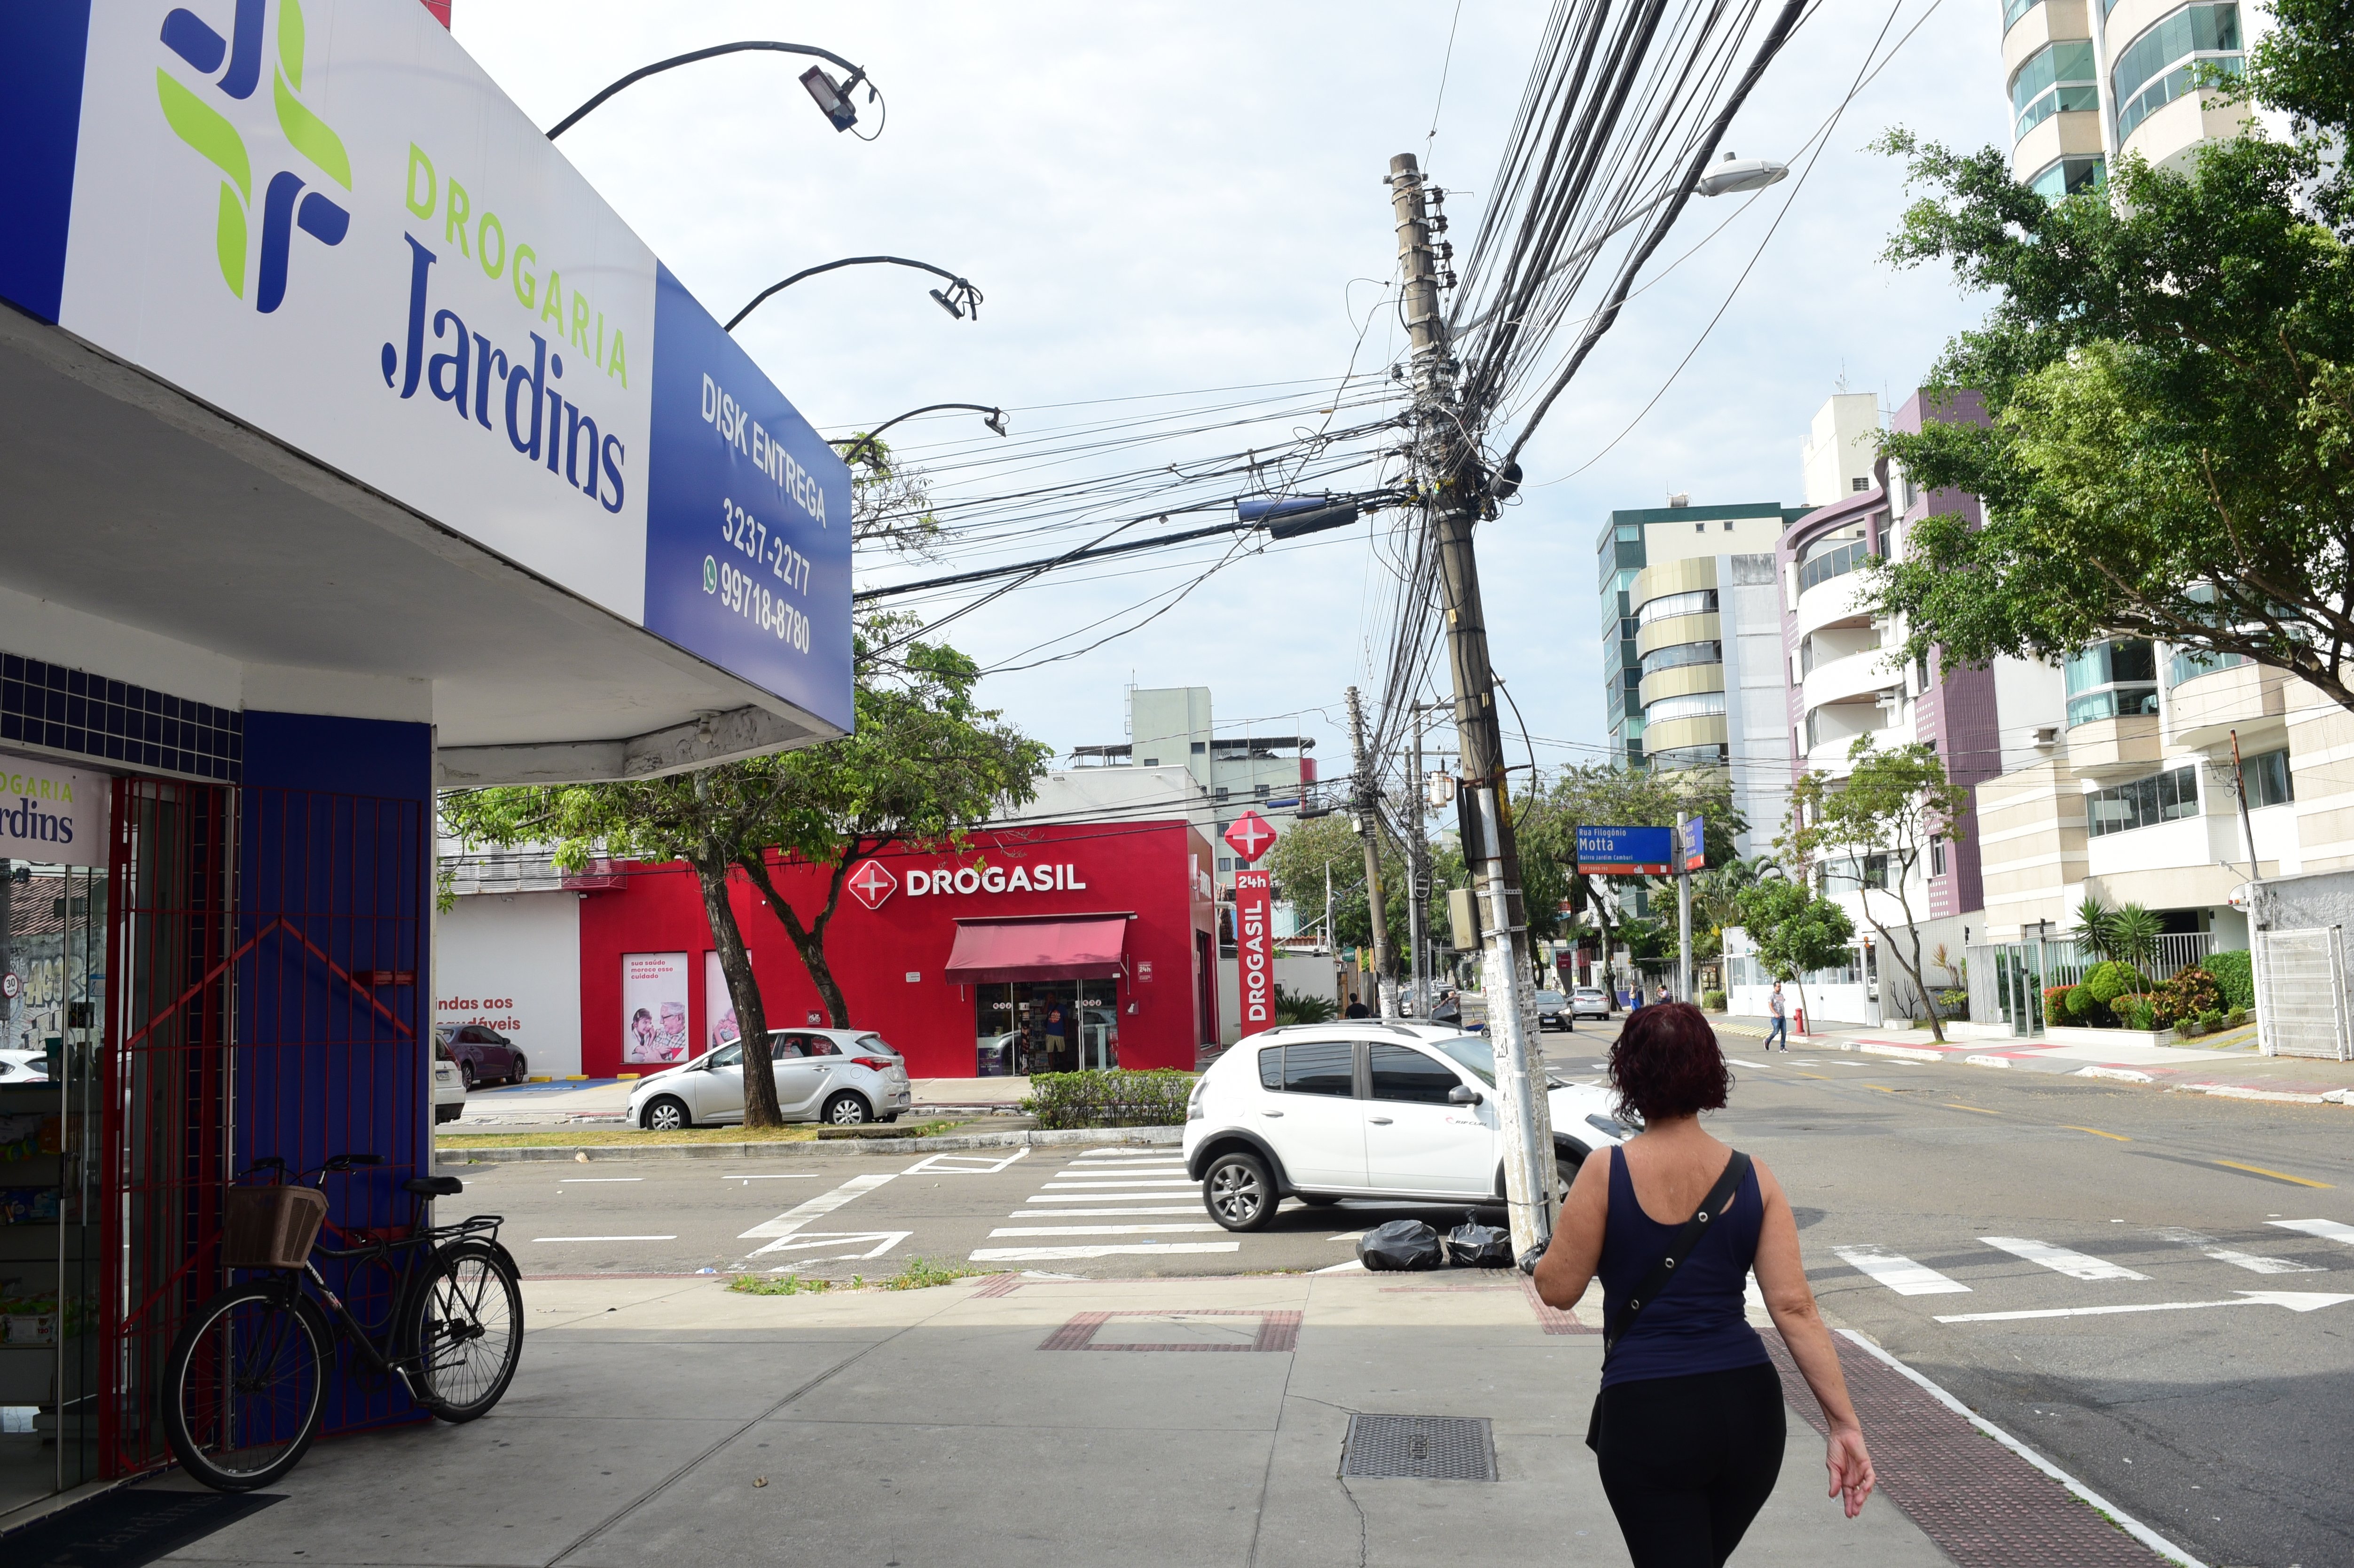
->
[1357, 1218, 1443, 1271]
[1445, 1217, 1514, 1269]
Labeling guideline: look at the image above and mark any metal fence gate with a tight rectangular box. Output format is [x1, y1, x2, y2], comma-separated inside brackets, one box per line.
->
[101, 781, 428, 1476]
[2253, 926, 2351, 1061]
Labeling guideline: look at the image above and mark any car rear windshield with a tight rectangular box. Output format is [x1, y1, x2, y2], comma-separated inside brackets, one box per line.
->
[1426, 1034, 1497, 1088]
[855, 1034, 897, 1057]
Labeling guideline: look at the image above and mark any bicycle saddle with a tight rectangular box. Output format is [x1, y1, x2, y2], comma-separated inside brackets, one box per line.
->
[404, 1176, 465, 1197]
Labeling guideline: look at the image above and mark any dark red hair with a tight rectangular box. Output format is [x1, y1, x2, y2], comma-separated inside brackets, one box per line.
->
[1609, 1002, 1732, 1122]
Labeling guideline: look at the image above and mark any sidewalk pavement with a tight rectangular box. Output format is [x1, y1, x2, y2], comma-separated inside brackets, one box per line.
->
[1718, 1014, 2354, 1105]
[447, 1075, 1039, 1130]
[104, 1270, 2183, 1568]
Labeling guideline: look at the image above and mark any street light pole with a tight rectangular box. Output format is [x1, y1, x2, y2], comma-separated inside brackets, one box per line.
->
[545, 41, 875, 140]
[726, 257, 982, 333]
[831, 403, 1008, 470]
[1347, 686, 1399, 1020]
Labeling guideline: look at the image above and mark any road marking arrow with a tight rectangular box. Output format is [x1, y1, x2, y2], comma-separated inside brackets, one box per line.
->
[1935, 1290, 2354, 1324]
[747, 1230, 912, 1263]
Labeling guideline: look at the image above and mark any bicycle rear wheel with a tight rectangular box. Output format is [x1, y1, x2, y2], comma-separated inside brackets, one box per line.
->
[163, 1283, 330, 1491]
[406, 1239, 523, 1421]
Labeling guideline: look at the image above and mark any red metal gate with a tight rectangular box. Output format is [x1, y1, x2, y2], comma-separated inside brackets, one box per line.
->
[101, 780, 428, 1476]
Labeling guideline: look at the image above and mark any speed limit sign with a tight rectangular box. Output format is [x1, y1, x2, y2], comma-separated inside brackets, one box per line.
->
[0, 972, 18, 1000]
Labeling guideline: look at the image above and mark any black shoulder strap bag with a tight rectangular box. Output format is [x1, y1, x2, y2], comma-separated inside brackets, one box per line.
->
[1585, 1147, 1753, 1453]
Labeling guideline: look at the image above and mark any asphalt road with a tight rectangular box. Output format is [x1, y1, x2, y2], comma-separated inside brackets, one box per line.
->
[450, 1022, 2354, 1568]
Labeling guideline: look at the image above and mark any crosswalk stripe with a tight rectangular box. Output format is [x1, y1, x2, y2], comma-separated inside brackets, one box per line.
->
[1028, 1191, 1199, 1203]
[969, 1242, 1240, 1261]
[1007, 1206, 1204, 1217]
[2270, 1218, 2354, 1245]
[1832, 1245, 1971, 1296]
[1981, 1237, 2149, 1281]
[2152, 1227, 2323, 1275]
[988, 1224, 1223, 1237]
[1045, 1177, 1196, 1187]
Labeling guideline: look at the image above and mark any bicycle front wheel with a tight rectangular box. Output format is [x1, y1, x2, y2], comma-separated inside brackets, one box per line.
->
[406, 1239, 523, 1422]
[163, 1283, 330, 1491]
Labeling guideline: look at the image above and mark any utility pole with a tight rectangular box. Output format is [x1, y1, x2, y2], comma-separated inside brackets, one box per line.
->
[1408, 705, 1428, 1015]
[2229, 729, 2262, 886]
[1347, 686, 1399, 1019]
[1387, 152, 1556, 1255]
[1675, 810, 1694, 1003]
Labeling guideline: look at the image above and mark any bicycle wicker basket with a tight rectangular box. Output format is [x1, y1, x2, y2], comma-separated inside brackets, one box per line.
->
[222, 1185, 330, 1270]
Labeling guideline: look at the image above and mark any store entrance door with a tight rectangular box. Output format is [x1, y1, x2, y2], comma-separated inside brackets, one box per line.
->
[973, 979, 1120, 1075]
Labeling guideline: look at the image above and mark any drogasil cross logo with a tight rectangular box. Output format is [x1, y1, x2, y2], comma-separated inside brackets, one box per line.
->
[155, 0, 352, 312]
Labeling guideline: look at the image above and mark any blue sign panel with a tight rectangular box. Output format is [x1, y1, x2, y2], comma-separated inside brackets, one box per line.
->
[1575, 824, 1672, 873]
[642, 263, 853, 733]
[1680, 815, 1706, 871]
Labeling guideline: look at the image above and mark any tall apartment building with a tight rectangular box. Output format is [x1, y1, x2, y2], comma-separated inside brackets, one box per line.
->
[1598, 500, 1809, 858]
[2003, 0, 2261, 196]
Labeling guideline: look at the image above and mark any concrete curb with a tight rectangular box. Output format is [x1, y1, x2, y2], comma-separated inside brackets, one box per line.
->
[1815, 1033, 2354, 1106]
[438, 1124, 1183, 1164]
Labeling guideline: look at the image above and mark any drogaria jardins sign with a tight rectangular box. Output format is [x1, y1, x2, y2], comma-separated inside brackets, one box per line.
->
[0, 0, 851, 735]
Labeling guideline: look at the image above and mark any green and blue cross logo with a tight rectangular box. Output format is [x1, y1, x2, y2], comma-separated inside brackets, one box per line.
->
[155, 0, 352, 312]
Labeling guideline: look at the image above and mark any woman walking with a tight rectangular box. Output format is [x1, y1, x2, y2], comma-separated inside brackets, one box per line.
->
[1535, 1002, 1874, 1566]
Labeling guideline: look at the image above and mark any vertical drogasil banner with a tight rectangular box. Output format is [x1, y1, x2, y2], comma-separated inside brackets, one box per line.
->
[0, 1, 850, 735]
[1234, 869, 1275, 1038]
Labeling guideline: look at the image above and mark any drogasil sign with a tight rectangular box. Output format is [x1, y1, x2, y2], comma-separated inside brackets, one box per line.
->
[905, 862, 1089, 899]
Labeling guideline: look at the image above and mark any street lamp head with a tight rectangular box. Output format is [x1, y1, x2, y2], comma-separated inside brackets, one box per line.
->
[983, 408, 1009, 438]
[1695, 151, 1789, 197]
[928, 277, 982, 321]
[800, 64, 860, 132]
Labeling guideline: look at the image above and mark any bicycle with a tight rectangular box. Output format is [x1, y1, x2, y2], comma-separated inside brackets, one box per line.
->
[161, 1152, 524, 1491]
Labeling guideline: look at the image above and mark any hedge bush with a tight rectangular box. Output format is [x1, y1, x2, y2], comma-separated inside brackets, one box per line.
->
[2110, 993, 2159, 1031]
[2153, 966, 2224, 1028]
[2204, 949, 2254, 1012]
[1024, 1069, 1197, 1129]
[2084, 960, 2148, 1004]
[1702, 989, 1728, 1011]
[2042, 985, 2076, 1022]
[2064, 983, 2101, 1022]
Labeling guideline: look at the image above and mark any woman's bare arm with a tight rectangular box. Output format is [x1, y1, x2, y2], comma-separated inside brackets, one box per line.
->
[1532, 1148, 1611, 1309]
[1751, 1158, 1876, 1516]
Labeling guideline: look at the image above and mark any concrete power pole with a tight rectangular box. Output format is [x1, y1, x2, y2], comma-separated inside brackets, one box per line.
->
[1347, 686, 1399, 1019]
[1386, 152, 1556, 1255]
[1676, 809, 1694, 1004]
[1408, 706, 1428, 1014]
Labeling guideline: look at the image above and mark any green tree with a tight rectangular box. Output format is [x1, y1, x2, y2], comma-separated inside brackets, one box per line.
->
[1786, 739, 1972, 1041]
[1520, 764, 1745, 1001]
[1733, 878, 1856, 1032]
[1866, 14, 2354, 713]
[441, 622, 1044, 1125]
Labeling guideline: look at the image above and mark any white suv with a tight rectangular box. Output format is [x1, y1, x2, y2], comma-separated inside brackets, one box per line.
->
[1182, 1022, 1633, 1231]
[628, 1028, 914, 1130]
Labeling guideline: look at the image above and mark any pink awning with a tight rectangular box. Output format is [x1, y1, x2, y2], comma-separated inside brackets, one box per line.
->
[943, 916, 1130, 984]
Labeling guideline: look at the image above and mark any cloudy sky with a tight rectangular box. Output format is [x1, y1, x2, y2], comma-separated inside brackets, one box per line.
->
[456, 1, 2009, 772]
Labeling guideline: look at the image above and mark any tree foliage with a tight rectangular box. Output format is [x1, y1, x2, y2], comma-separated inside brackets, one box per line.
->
[1732, 877, 1855, 1030]
[1786, 739, 1970, 1041]
[1867, 17, 2354, 714]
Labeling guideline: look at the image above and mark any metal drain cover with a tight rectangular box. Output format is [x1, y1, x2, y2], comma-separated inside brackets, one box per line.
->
[1339, 1414, 1496, 1481]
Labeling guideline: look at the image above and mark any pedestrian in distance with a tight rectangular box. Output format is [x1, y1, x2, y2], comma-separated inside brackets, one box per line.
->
[1535, 1002, 1874, 1567]
[1764, 982, 1789, 1052]
[1344, 997, 1370, 1019]
[1656, 982, 1671, 1007]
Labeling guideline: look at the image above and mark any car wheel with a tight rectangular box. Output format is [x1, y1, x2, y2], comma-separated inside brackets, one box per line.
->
[508, 1054, 527, 1085]
[459, 1061, 477, 1091]
[1204, 1152, 1275, 1232]
[642, 1096, 691, 1132]
[1299, 1194, 1342, 1208]
[823, 1092, 871, 1126]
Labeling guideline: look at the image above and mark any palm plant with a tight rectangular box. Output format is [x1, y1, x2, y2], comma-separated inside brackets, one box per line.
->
[2071, 894, 2119, 963]
[2109, 902, 2163, 972]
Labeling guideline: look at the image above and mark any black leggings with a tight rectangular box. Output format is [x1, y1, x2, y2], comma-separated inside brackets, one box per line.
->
[1596, 1362, 1786, 1568]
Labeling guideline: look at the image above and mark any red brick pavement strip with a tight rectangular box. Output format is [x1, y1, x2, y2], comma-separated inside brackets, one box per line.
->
[1762, 1330, 2197, 1567]
[1521, 1277, 1601, 1335]
[972, 1273, 1023, 1298]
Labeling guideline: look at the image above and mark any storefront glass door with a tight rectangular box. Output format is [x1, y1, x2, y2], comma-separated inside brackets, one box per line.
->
[0, 859, 105, 1511]
[974, 979, 1121, 1075]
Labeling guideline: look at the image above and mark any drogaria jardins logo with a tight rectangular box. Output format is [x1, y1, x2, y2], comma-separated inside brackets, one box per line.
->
[155, 0, 352, 312]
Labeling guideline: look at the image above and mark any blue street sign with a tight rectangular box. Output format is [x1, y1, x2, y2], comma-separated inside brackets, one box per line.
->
[1680, 816, 1706, 872]
[1575, 825, 1672, 874]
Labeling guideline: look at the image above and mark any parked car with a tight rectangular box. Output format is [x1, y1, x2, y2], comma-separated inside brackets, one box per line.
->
[628, 1028, 914, 1130]
[0, 1049, 50, 1084]
[435, 1023, 527, 1089]
[1569, 986, 1613, 1019]
[1531, 990, 1576, 1031]
[1182, 1021, 1635, 1231]
[431, 1037, 467, 1124]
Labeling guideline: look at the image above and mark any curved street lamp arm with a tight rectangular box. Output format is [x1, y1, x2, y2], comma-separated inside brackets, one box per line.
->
[831, 404, 1005, 468]
[547, 42, 866, 140]
[725, 257, 978, 332]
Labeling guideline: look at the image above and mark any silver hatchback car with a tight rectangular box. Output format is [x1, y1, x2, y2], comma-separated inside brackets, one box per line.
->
[628, 1028, 914, 1130]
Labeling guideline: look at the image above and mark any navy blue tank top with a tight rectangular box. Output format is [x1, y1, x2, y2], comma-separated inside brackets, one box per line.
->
[1597, 1146, 1769, 1389]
